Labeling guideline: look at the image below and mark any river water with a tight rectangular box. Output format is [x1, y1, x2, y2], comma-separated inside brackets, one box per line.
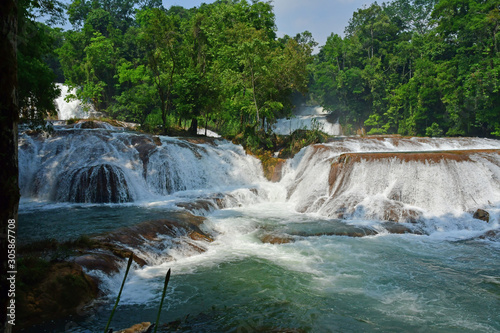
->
[18, 119, 500, 332]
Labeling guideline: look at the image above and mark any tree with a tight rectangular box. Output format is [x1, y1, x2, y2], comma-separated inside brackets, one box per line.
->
[18, 0, 64, 127]
[0, 0, 19, 331]
[81, 31, 117, 110]
[138, 8, 181, 132]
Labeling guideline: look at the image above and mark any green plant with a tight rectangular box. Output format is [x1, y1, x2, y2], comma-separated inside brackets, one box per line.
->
[104, 254, 134, 333]
[154, 269, 171, 333]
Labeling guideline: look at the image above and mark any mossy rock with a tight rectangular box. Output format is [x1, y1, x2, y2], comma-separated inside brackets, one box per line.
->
[17, 261, 98, 328]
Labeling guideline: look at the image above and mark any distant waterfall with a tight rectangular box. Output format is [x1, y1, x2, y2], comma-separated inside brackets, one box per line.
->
[274, 106, 342, 136]
[55, 83, 104, 120]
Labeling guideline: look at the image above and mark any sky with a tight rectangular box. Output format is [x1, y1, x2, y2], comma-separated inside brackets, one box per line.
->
[167, 0, 373, 48]
[52, 0, 374, 50]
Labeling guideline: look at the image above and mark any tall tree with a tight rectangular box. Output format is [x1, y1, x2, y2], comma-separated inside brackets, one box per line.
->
[138, 8, 181, 131]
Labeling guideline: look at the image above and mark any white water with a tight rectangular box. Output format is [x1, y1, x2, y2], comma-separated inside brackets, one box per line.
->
[281, 137, 500, 237]
[18, 125, 500, 332]
[54, 84, 91, 120]
[274, 105, 342, 136]
[54, 83, 107, 120]
[19, 124, 272, 208]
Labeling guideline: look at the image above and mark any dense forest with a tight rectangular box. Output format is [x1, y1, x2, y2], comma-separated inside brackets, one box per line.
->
[311, 0, 500, 137]
[19, 0, 500, 138]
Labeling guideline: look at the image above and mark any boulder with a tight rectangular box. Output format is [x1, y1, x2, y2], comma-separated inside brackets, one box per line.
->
[74, 253, 121, 275]
[116, 322, 153, 333]
[478, 229, 499, 240]
[473, 209, 490, 222]
[260, 234, 294, 244]
[63, 164, 131, 203]
[17, 262, 98, 328]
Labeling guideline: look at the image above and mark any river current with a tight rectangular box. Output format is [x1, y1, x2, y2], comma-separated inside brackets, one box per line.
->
[18, 110, 500, 332]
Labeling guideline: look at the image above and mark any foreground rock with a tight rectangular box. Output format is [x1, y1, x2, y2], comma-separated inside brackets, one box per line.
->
[259, 221, 418, 243]
[17, 261, 98, 328]
[76, 212, 213, 274]
[473, 209, 490, 222]
[116, 322, 153, 333]
[18, 211, 214, 329]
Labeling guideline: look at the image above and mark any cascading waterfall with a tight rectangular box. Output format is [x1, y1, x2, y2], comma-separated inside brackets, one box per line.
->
[18, 126, 500, 332]
[18, 123, 268, 207]
[282, 137, 500, 233]
[55, 84, 91, 120]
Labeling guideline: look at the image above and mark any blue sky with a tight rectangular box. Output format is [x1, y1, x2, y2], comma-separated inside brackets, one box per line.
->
[52, 0, 373, 49]
[167, 0, 373, 47]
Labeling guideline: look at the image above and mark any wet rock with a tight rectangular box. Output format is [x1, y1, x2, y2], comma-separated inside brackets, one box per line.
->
[116, 322, 153, 333]
[177, 199, 220, 213]
[260, 156, 286, 182]
[478, 229, 499, 240]
[89, 212, 211, 267]
[383, 203, 421, 223]
[130, 135, 158, 164]
[74, 253, 121, 274]
[381, 222, 419, 234]
[176, 192, 251, 214]
[94, 213, 207, 248]
[78, 120, 102, 129]
[17, 262, 98, 328]
[152, 135, 162, 146]
[61, 164, 131, 203]
[182, 136, 218, 145]
[260, 234, 294, 244]
[473, 209, 490, 222]
[190, 231, 214, 242]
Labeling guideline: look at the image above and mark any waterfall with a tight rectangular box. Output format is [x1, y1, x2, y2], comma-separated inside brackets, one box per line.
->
[55, 83, 103, 120]
[274, 105, 342, 136]
[282, 137, 500, 224]
[18, 122, 266, 206]
[18, 123, 500, 227]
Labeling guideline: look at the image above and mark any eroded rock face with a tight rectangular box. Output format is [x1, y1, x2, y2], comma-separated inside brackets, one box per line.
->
[116, 322, 153, 333]
[261, 157, 286, 182]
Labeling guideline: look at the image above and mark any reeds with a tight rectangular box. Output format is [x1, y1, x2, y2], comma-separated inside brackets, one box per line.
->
[103, 253, 172, 333]
[104, 254, 134, 333]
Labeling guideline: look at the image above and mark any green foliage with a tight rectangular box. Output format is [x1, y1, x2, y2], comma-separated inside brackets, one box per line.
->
[17, 256, 51, 288]
[279, 128, 328, 158]
[18, 0, 63, 128]
[58, 0, 312, 139]
[20, 0, 500, 143]
[426, 122, 444, 137]
[310, 0, 500, 137]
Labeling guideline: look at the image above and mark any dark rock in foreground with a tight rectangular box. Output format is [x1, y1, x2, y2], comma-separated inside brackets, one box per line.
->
[17, 262, 98, 328]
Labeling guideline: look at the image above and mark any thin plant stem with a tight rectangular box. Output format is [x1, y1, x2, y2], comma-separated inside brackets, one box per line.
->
[104, 253, 134, 333]
[154, 268, 171, 333]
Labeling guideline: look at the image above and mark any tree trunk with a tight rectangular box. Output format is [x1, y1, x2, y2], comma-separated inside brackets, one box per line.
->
[204, 112, 208, 136]
[189, 117, 198, 136]
[0, 1, 19, 332]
